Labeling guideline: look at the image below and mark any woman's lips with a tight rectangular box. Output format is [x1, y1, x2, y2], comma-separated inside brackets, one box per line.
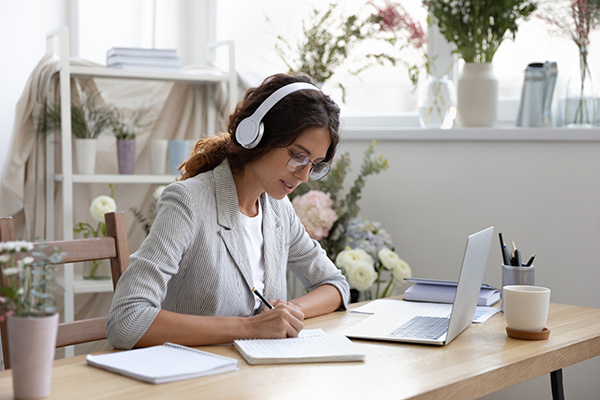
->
[281, 180, 295, 193]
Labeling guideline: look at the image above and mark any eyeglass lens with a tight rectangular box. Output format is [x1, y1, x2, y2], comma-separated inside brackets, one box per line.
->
[287, 154, 330, 180]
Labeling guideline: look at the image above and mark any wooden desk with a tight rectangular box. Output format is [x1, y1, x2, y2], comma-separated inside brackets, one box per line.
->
[1, 302, 599, 400]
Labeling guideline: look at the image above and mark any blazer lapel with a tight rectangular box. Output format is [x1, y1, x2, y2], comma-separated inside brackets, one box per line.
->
[214, 161, 255, 292]
[261, 194, 284, 302]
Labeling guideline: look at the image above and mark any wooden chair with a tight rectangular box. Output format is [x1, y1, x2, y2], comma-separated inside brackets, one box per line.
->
[0, 211, 130, 369]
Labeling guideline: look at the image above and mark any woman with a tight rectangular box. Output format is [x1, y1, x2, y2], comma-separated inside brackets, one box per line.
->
[107, 73, 350, 349]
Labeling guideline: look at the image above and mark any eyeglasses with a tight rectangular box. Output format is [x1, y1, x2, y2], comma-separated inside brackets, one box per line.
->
[285, 147, 331, 181]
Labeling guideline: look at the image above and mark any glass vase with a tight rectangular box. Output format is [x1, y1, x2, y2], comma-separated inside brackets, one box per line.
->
[83, 259, 112, 280]
[564, 48, 597, 128]
[417, 75, 457, 129]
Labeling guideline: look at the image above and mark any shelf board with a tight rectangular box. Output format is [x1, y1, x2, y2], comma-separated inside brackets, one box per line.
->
[55, 174, 178, 184]
[56, 276, 114, 294]
[68, 65, 229, 83]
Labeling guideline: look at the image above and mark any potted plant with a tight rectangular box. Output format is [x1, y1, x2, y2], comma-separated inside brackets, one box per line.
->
[110, 106, 152, 174]
[41, 92, 112, 174]
[423, 0, 537, 127]
[0, 241, 63, 398]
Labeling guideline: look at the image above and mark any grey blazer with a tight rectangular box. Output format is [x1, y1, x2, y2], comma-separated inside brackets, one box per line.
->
[107, 160, 350, 349]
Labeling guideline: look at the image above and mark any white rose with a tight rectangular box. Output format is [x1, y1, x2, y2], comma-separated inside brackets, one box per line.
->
[17, 257, 35, 268]
[90, 195, 117, 222]
[0, 254, 11, 263]
[346, 260, 377, 292]
[335, 248, 374, 271]
[391, 258, 412, 285]
[153, 185, 166, 201]
[15, 241, 34, 252]
[378, 248, 402, 270]
[1, 267, 18, 276]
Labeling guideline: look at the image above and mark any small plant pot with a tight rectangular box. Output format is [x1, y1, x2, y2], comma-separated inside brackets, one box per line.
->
[7, 313, 59, 399]
[75, 138, 97, 174]
[117, 139, 136, 174]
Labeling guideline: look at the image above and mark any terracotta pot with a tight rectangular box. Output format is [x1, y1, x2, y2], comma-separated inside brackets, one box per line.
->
[7, 313, 59, 399]
[116, 139, 136, 174]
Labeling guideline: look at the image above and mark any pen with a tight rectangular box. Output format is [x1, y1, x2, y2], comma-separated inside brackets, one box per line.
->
[499, 233, 509, 265]
[525, 254, 536, 267]
[252, 287, 274, 310]
[514, 249, 522, 266]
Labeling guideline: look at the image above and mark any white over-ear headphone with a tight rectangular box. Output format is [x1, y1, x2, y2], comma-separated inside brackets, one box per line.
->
[235, 82, 320, 149]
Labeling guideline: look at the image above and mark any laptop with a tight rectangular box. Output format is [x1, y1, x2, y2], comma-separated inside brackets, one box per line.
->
[345, 226, 494, 346]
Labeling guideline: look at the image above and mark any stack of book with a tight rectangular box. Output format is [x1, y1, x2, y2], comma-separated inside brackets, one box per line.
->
[106, 47, 182, 72]
[403, 278, 501, 306]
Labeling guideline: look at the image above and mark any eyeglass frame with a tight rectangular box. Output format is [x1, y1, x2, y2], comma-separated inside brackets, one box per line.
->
[285, 147, 331, 181]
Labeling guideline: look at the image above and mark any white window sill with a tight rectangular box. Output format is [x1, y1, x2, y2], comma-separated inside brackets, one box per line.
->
[340, 113, 600, 142]
[341, 126, 600, 142]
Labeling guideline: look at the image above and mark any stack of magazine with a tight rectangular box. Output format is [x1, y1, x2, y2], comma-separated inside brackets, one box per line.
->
[106, 47, 182, 72]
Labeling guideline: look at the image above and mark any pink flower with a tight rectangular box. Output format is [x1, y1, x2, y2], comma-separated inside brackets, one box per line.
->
[292, 190, 338, 241]
[370, 0, 427, 49]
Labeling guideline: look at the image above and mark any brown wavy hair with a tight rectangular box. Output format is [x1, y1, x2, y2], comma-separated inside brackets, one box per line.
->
[179, 73, 340, 180]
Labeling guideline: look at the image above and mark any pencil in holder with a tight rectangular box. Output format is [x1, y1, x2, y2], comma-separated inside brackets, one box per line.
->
[501, 264, 535, 312]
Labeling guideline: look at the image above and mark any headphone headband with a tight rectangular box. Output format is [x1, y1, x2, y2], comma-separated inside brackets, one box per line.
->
[235, 82, 320, 149]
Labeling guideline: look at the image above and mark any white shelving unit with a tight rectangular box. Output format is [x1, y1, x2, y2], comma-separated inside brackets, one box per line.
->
[45, 27, 236, 355]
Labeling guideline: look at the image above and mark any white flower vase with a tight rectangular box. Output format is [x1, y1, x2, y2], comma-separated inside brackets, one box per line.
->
[564, 48, 597, 128]
[417, 75, 457, 129]
[75, 138, 97, 174]
[7, 313, 59, 399]
[457, 63, 498, 127]
[149, 139, 168, 174]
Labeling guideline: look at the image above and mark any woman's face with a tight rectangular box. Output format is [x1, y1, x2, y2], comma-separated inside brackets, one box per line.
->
[251, 126, 332, 200]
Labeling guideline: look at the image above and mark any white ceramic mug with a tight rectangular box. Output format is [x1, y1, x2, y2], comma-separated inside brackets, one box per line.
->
[503, 285, 550, 332]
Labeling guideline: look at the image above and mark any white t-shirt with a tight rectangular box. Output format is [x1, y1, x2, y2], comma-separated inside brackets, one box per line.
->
[238, 201, 265, 310]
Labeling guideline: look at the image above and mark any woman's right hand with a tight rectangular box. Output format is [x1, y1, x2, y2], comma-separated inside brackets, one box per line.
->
[245, 302, 304, 339]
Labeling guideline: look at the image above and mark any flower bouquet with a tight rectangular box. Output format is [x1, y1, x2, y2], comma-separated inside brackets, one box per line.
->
[0, 241, 62, 318]
[290, 141, 411, 301]
[273, 2, 403, 99]
[74, 186, 117, 279]
[539, 0, 600, 127]
[423, 0, 537, 64]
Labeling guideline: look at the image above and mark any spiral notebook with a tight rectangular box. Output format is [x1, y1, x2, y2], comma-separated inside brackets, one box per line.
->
[234, 329, 366, 364]
[86, 343, 238, 384]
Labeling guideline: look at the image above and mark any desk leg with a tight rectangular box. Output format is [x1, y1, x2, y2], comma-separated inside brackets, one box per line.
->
[550, 369, 564, 400]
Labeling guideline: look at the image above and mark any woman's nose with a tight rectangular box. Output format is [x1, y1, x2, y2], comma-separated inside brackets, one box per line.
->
[294, 164, 311, 183]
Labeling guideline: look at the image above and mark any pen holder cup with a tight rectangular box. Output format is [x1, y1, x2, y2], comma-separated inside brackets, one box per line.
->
[501, 264, 535, 312]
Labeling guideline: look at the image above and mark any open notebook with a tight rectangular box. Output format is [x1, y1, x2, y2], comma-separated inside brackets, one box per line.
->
[86, 343, 238, 384]
[234, 329, 366, 364]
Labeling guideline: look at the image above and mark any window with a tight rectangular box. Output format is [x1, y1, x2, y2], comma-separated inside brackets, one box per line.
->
[217, 1, 600, 126]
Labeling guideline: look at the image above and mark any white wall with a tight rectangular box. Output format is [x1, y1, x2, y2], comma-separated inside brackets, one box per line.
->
[0, 0, 62, 178]
[339, 134, 600, 400]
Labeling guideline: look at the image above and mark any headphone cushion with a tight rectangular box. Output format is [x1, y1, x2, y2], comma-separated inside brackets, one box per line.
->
[235, 118, 259, 148]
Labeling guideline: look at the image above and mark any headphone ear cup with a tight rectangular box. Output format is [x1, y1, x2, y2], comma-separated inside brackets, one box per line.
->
[235, 118, 257, 148]
[235, 118, 264, 149]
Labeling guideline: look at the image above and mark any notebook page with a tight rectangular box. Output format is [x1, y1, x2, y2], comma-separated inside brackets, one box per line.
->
[234, 333, 365, 363]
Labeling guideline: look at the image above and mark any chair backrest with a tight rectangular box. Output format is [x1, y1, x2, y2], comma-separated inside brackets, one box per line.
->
[0, 217, 14, 242]
[0, 211, 130, 369]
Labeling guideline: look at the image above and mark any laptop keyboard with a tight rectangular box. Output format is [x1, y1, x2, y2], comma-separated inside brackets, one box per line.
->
[388, 316, 450, 340]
